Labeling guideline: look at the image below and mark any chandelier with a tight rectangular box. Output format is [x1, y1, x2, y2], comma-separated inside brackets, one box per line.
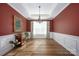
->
[38, 6, 41, 23]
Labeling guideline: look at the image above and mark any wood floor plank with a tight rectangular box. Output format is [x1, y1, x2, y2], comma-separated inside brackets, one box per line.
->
[5, 39, 74, 56]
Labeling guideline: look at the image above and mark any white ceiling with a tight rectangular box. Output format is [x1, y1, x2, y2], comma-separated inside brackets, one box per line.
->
[8, 3, 70, 20]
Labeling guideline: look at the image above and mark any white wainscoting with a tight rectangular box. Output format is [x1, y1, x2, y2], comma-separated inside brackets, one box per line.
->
[76, 37, 79, 55]
[50, 32, 79, 56]
[0, 34, 15, 55]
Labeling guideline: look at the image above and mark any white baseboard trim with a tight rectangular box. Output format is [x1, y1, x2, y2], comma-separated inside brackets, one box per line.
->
[50, 32, 79, 56]
[0, 34, 15, 55]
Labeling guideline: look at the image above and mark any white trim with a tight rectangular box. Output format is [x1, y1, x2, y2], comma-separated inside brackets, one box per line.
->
[8, 3, 70, 20]
[8, 4, 27, 19]
[0, 34, 15, 55]
[50, 32, 79, 55]
[50, 3, 70, 19]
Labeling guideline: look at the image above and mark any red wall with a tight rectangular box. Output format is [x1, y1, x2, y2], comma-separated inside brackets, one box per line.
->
[26, 20, 31, 32]
[0, 3, 30, 36]
[50, 3, 79, 36]
[50, 20, 54, 32]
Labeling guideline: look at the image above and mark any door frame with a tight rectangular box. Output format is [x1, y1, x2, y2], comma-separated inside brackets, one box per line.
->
[31, 21, 50, 39]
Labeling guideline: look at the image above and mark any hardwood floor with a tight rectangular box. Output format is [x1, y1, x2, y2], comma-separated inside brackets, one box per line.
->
[5, 38, 74, 56]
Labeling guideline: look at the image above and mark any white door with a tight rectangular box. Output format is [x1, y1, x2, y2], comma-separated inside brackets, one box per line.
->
[32, 21, 48, 38]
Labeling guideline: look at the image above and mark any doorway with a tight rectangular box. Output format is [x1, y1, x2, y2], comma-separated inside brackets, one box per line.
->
[31, 21, 49, 38]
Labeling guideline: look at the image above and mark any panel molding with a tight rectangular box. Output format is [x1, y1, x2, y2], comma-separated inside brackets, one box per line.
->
[50, 32, 79, 55]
